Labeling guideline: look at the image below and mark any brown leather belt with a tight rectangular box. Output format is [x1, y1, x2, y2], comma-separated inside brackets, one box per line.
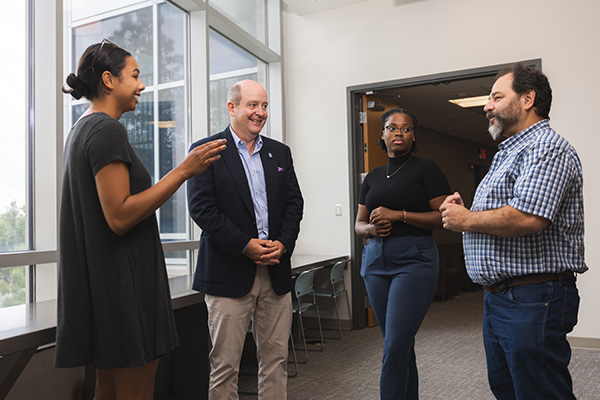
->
[483, 270, 575, 293]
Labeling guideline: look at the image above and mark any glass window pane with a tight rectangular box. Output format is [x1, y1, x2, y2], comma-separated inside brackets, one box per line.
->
[71, 95, 156, 185]
[209, 29, 258, 75]
[158, 2, 185, 84]
[70, 4, 189, 245]
[121, 92, 155, 181]
[165, 250, 187, 278]
[210, 0, 266, 43]
[158, 87, 187, 236]
[0, 203, 27, 253]
[0, 266, 27, 308]
[72, 6, 154, 86]
[0, 1, 27, 254]
[71, 104, 87, 124]
[209, 30, 266, 135]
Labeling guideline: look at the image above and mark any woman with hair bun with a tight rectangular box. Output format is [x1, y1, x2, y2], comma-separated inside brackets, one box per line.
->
[55, 39, 226, 399]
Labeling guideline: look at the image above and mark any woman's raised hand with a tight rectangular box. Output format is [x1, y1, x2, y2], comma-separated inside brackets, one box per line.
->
[179, 139, 227, 179]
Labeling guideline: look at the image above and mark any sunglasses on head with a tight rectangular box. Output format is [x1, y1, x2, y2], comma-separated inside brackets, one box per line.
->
[91, 38, 118, 75]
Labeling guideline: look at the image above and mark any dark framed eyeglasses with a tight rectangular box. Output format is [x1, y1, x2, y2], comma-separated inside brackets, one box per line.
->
[384, 126, 414, 134]
[91, 38, 118, 75]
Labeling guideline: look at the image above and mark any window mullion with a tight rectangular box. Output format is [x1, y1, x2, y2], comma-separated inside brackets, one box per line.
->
[153, 2, 161, 230]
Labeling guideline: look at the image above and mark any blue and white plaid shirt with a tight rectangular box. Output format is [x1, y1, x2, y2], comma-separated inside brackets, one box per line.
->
[463, 120, 587, 285]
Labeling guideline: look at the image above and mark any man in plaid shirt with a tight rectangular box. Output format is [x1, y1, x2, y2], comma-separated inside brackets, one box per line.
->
[440, 63, 586, 400]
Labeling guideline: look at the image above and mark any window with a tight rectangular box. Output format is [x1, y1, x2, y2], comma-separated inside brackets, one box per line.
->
[0, 0, 283, 309]
[209, 29, 267, 135]
[0, 1, 29, 308]
[67, 1, 189, 276]
[209, 0, 267, 44]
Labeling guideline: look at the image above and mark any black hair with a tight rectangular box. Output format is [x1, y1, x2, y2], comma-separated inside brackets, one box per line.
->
[62, 40, 131, 100]
[497, 63, 552, 119]
[378, 108, 419, 153]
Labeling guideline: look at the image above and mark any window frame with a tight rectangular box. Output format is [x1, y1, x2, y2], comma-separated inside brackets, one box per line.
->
[0, 0, 284, 307]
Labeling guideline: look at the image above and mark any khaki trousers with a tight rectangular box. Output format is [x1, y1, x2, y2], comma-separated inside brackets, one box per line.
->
[205, 265, 292, 400]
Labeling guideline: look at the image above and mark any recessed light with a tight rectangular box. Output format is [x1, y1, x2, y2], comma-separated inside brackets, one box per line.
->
[448, 95, 489, 108]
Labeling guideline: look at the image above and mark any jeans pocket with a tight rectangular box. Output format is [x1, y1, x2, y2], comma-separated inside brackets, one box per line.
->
[508, 283, 552, 306]
[360, 241, 373, 277]
[561, 285, 580, 330]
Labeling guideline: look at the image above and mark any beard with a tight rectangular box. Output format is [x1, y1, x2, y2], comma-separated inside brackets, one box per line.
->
[487, 99, 520, 140]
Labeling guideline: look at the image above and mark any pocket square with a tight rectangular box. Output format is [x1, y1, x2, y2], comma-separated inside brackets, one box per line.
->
[278, 167, 284, 172]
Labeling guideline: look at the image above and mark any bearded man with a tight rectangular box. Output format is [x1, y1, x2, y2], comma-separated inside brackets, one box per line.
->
[439, 63, 586, 400]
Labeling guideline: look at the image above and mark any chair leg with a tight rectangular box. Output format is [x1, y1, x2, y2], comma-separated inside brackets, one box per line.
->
[297, 310, 309, 363]
[288, 334, 298, 377]
[343, 290, 351, 330]
[314, 300, 325, 351]
[331, 294, 343, 339]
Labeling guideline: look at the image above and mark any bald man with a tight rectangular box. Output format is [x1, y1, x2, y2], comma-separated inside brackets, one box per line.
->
[187, 80, 303, 399]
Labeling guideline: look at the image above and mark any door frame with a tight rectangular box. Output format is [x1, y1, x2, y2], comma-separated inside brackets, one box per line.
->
[345, 59, 541, 329]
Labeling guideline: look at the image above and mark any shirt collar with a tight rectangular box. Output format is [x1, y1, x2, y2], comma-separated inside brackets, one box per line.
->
[498, 119, 550, 152]
[229, 125, 263, 154]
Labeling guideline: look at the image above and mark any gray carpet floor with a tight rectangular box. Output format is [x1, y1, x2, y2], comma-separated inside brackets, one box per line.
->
[239, 290, 600, 399]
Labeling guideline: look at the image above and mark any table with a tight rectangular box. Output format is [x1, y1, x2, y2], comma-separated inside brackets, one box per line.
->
[0, 254, 349, 399]
[291, 254, 349, 273]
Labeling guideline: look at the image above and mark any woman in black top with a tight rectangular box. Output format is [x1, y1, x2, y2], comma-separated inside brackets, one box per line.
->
[355, 109, 450, 400]
[56, 40, 226, 399]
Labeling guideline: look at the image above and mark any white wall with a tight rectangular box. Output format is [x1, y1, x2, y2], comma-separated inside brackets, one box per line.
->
[283, 0, 600, 339]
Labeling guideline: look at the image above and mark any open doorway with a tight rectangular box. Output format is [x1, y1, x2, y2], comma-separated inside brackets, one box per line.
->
[346, 59, 541, 329]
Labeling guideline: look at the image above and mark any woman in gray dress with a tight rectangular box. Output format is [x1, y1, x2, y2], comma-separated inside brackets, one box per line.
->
[56, 39, 226, 399]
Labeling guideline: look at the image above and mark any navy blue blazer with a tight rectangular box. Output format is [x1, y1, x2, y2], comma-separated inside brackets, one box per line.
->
[187, 127, 304, 297]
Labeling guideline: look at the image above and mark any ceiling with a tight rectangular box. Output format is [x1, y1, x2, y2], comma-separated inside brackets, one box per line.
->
[366, 75, 498, 146]
[283, 0, 427, 15]
[283, 0, 372, 15]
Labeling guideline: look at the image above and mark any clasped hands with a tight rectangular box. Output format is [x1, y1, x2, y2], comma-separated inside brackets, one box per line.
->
[243, 239, 286, 266]
[368, 206, 395, 237]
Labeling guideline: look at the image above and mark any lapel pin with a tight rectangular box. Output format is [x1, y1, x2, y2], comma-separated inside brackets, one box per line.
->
[268, 152, 273, 158]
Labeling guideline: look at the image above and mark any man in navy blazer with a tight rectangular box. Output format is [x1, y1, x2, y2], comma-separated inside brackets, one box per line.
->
[187, 80, 303, 399]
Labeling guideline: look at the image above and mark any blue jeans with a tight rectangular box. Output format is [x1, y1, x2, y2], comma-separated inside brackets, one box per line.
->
[361, 236, 439, 400]
[483, 275, 580, 400]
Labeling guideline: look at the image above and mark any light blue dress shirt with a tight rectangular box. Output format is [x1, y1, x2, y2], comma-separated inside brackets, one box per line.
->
[230, 127, 269, 240]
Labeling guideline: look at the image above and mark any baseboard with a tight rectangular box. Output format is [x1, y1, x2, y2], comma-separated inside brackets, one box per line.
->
[567, 336, 600, 350]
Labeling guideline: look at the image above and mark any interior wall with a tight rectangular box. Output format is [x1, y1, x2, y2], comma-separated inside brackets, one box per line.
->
[283, 0, 600, 339]
[415, 126, 495, 246]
